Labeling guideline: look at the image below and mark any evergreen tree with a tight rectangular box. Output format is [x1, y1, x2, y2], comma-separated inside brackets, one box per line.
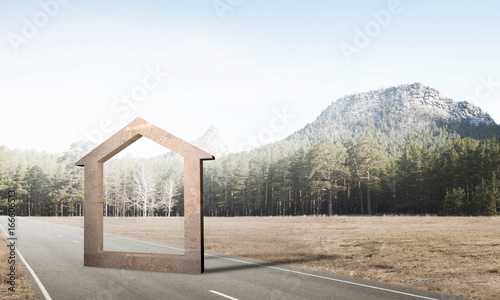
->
[24, 165, 50, 216]
[441, 187, 465, 215]
[471, 177, 496, 216]
[345, 137, 387, 214]
[307, 140, 348, 215]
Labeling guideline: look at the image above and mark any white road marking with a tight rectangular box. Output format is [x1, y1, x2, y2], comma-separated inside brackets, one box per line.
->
[0, 223, 52, 300]
[108, 234, 438, 300]
[73, 240, 79, 243]
[209, 290, 240, 300]
[17, 220, 439, 300]
[57, 234, 62, 237]
[205, 254, 439, 300]
[103, 233, 184, 252]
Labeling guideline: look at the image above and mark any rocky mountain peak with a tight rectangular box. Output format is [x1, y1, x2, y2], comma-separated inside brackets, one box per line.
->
[329, 83, 495, 125]
[192, 125, 229, 158]
[281, 83, 499, 158]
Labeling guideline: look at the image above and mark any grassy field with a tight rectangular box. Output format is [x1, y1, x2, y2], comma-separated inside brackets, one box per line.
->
[34, 216, 500, 300]
[0, 233, 37, 299]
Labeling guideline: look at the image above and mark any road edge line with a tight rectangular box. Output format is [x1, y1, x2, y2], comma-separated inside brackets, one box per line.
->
[0, 222, 53, 300]
[108, 231, 440, 300]
[27, 219, 441, 300]
[204, 254, 440, 300]
[209, 290, 240, 300]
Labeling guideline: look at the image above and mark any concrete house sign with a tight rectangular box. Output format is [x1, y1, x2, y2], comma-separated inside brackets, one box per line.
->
[75, 117, 214, 274]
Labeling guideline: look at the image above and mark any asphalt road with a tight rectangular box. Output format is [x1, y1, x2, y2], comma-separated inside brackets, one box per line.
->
[0, 217, 468, 300]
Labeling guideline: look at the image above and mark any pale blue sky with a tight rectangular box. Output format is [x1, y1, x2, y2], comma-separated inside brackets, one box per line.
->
[1, 0, 500, 156]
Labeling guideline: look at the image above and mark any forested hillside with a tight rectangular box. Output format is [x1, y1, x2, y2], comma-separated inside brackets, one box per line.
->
[1, 84, 499, 217]
[281, 83, 500, 158]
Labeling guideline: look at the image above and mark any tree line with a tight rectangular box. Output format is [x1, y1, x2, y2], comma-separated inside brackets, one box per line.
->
[0, 142, 184, 217]
[0, 136, 499, 217]
[204, 136, 499, 216]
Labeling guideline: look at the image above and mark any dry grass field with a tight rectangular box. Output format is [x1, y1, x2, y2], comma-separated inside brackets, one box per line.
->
[34, 216, 500, 300]
[0, 233, 37, 299]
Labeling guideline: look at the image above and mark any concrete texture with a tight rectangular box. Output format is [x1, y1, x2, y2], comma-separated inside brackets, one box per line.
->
[75, 117, 214, 274]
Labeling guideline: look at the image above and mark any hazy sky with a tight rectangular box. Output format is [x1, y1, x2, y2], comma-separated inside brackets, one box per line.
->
[1, 0, 500, 157]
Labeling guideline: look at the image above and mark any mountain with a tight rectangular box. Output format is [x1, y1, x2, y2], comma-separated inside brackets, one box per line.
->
[322, 82, 495, 125]
[277, 83, 500, 157]
[192, 125, 229, 158]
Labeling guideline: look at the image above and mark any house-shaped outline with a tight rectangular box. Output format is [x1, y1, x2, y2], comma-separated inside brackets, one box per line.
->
[76, 117, 214, 274]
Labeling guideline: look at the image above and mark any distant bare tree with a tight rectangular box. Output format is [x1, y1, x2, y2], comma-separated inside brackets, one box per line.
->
[159, 178, 178, 217]
[133, 164, 157, 217]
[122, 189, 138, 216]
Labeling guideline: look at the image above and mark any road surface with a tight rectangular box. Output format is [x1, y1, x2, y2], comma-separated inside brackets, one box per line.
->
[0, 217, 467, 300]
